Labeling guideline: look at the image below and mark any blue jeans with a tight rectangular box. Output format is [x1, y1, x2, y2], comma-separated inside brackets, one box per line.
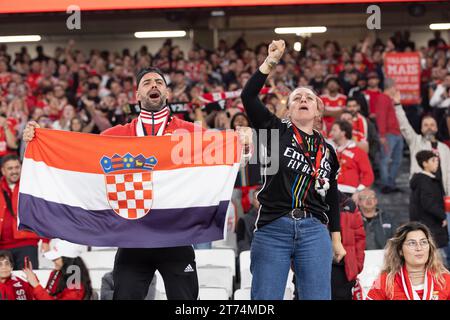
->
[250, 216, 332, 300]
[379, 134, 404, 188]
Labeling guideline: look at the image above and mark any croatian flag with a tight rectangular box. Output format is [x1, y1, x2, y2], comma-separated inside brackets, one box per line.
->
[18, 128, 241, 248]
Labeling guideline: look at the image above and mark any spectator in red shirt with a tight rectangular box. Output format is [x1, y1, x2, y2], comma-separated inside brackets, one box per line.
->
[0, 115, 18, 160]
[364, 71, 382, 118]
[22, 239, 94, 300]
[0, 154, 50, 269]
[367, 222, 450, 300]
[0, 250, 34, 300]
[375, 79, 404, 194]
[321, 76, 347, 133]
[329, 120, 374, 196]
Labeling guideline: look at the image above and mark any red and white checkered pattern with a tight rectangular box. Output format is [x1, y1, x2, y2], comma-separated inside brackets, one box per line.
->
[105, 172, 153, 219]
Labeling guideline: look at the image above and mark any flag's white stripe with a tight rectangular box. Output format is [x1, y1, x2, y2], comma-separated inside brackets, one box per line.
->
[20, 158, 239, 211]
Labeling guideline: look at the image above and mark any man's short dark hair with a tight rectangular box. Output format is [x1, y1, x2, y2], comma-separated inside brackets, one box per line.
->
[333, 120, 353, 140]
[1, 154, 20, 168]
[346, 97, 359, 106]
[416, 150, 436, 169]
[136, 67, 167, 88]
[0, 250, 13, 268]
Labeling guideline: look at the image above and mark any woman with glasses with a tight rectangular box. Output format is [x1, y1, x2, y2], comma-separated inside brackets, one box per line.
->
[367, 222, 450, 300]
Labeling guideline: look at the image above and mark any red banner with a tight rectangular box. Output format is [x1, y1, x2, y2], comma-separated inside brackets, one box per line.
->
[0, 0, 432, 14]
[384, 52, 421, 106]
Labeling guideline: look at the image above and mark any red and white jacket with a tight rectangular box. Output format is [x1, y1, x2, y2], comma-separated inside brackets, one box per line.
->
[0, 177, 49, 250]
[320, 93, 347, 133]
[367, 268, 450, 300]
[0, 275, 34, 300]
[336, 141, 374, 194]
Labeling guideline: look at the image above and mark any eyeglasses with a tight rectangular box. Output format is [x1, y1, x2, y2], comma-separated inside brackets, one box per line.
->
[404, 239, 429, 250]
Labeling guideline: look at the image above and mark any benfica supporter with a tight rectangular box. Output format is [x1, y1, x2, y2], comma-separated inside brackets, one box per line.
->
[241, 39, 346, 300]
[0, 250, 34, 300]
[329, 120, 374, 196]
[320, 76, 347, 133]
[23, 67, 251, 300]
[22, 240, 93, 300]
[367, 222, 450, 300]
[0, 154, 50, 270]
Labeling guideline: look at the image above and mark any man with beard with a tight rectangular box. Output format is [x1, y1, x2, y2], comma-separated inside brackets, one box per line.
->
[0, 155, 49, 270]
[393, 89, 450, 196]
[23, 67, 252, 300]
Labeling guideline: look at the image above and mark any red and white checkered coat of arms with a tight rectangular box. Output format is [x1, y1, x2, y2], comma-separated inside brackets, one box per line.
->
[101, 153, 157, 220]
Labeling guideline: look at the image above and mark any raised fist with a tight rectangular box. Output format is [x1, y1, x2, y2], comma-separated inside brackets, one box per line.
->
[267, 40, 286, 62]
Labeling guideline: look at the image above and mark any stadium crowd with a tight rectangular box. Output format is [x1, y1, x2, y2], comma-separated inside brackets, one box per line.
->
[0, 29, 449, 300]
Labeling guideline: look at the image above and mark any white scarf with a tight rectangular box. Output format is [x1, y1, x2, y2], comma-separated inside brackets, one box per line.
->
[136, 107, 170, 137]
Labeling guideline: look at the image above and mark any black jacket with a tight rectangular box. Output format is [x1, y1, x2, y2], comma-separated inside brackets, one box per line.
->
[241, 70, 340, 231]
[409, 172, 449, 248]
[236, 207, 258, 255]
[362, 209, 396, 250]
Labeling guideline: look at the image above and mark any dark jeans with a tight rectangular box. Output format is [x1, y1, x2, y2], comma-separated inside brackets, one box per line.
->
[331, 264, 355, 300]
[7, 245, 39, 270]
[112, 246, 198, 300]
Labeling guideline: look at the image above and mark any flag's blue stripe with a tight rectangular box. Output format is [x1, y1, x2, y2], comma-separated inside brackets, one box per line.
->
[18, 193, 228, 248]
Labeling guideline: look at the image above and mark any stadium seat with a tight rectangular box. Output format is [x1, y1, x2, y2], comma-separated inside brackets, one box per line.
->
[199, 287, 229, 300]
[197, 265, 233, 297]
[359, 249, 385, 298]
[195, 249, 236, 276]
[89, 269, 110, 300]
[80, 250, 117, 269]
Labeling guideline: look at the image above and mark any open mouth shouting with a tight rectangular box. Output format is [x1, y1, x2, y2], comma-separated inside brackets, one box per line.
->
[299, 104, 309, 111]
[148, 90, 161, 101]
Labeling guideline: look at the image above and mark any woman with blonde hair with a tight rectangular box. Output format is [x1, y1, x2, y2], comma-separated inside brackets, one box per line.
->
[367, 221, 450, 300]
[241, 39, 346, 300]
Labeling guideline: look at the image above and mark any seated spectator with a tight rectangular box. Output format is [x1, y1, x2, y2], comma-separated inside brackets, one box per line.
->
[329, 120, 374, 195]
[22, 239, 94, 300]
[0, 250, 33, 300]
[101, 270, 156, 300]
[410, 150, 449, 263]
[331, 192, 365, 300]
[356, 188, 396, 250]
[367, 222, 450, 300]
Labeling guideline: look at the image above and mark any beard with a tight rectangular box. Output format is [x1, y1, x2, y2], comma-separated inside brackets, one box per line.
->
[140, 96, 166, 112]
[423, 130, 436, 141]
